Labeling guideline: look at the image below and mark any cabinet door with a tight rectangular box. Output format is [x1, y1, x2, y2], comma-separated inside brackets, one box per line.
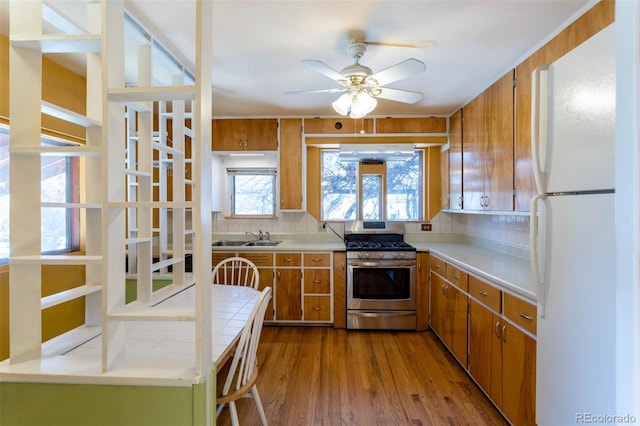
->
[446, 284, 468, 366]
[484, 71, 514, 211]
[243, 119, 278, 151]
[279, 118, 303, 210]
[449, 108, 463, 210]
[440, 148, 450, 210]
[429, 272, 447, 339]
[502, 323, 536, 426]
[462, 93, 486, 211]
[416, 252, 429, 331]
[468, 300, 503, 407]
[212, 119, 244, 150]
[275, 268, 302, 320]
[333, 252, 347, 329]
[258, 268, 275, 320]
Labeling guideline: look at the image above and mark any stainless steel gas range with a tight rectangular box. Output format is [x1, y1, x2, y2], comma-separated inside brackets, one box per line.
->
[344, 221, 417, 330]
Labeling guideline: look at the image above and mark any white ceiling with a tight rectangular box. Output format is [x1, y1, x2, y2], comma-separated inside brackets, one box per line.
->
[1, 0, 594, 118]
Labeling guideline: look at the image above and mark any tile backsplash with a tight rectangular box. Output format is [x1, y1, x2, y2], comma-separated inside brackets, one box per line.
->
[212, 210, 530, 250]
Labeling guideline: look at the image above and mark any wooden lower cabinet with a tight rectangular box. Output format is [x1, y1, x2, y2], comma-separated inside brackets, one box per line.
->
[333, 252, 346, 328]
[303, 296, 330, 321]
[275, 253, 302, 321]
[416, 252, 430, 331]
[469, 299, 504, 407]
[502, 322, 536, 426]
[468, 287, 536, 426]
[432, 258, 536, 426]
[429, 271, 468, 366]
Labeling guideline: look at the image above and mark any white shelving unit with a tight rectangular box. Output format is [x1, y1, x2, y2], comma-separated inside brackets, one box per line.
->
[8, 0, 104, 364]
[8, 0, 213, 378]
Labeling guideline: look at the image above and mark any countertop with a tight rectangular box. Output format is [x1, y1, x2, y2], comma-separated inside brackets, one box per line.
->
[211, 234, 536, 302]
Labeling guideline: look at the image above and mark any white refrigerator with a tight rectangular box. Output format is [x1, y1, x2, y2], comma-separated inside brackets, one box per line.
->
[530, 23, 616, 425]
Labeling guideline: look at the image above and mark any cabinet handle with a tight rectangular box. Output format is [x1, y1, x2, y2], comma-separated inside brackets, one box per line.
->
[311, 258, 322, 262]
[494, 321, 502, 339]
[284, 257, 293, 262]
[312, 280, 321, 283]
[281, 198, 284, 206]
[452, 274, 460, 280]
[502, 325, 507, 342]
[244, 139, 248, 148]
[277, 271, 280, 279]
[519, 312, 533, 321]
[313, 307, 321, 311]
[434, 264, 441, 269]
[441, 284, 447, 296]
[238, 139, 243, 149]
[478, 289, 488, 297]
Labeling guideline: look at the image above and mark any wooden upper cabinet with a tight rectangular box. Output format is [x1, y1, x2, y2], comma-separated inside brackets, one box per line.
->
[303, 118, 373, 134]
[463, 70, 514, 211]
[212, 118, 278, 151]
[514, 1, 614, 211]
[375, 117, 446, 133]
[279, 118, 303, 210]
[448, 109, 463, 210]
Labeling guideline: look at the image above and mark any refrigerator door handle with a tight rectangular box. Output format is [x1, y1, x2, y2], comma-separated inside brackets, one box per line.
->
[530, 193, 547, 317]
[531, 65, 549, 194]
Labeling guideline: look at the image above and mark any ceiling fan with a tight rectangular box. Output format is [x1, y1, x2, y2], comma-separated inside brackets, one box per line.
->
[287, 37, 426, 118]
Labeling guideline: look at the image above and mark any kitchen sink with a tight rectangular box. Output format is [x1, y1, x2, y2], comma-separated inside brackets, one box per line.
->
[244, 240, 281, 247]
[212, 240, 282, 247]
[212, 240, 250, 247]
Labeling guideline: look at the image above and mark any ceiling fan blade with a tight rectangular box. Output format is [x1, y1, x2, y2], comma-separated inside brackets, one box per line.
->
[302, 60, 346, 82]
[285, 88, 346, 95]
[368, 58, 426, 86]
[374, 87, 423, 104]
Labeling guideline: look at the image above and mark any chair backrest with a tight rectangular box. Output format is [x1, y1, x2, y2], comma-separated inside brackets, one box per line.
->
[220, 286, 272, 396]
[212, 256, 260, 289]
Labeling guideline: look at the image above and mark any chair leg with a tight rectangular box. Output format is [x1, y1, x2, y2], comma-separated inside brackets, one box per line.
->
[251, 385, 268, 425]
[229, 401, 240, 426]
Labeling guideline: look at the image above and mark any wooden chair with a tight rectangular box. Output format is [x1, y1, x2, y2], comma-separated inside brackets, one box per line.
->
[212, 256, 260, 289]
[216, 286, 272, 426]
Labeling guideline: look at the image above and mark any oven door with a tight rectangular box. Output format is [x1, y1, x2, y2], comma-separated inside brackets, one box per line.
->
[347, 260, 416, 311]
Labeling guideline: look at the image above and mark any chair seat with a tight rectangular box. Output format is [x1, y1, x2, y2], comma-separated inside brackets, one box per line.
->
[216, 363, 259, 405]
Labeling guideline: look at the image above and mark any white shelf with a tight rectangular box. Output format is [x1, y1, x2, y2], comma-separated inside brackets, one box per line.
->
[151, 257, 184, 272]
[10, 33, 102, 53]
[152, 142, 184, 156]
[41, 101, 101, 127]
[125, 237, 151, 245]
[41, 325, 102, 358]
[124, 169, 152, 178]
[107, 304, 195, 322]
[108, 201, 192, 208]
[108, 85, 195, 102]
[41, 202, 102, 209]
[10, 146, 102, 156]
[9, 255, 103, 265]
[41, 284, 102, 309]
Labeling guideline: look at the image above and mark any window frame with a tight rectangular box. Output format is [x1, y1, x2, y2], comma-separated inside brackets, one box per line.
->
[226, 167, 277, 218]
[0, 125, 81, 265]
[319, 148, 424, 222]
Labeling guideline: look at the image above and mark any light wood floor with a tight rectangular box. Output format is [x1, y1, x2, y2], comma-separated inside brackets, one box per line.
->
[216, 326, 508, 425]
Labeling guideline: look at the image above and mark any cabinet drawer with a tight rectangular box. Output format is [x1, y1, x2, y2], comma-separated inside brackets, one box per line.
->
[276, 253, 301, 266]
[504, 293, 537, 335]
[212, 252, 234, 267]
[469, 275, 501, 313]
[304, 269, 331, 293]
[238, 252, 274, 267]
[430, 256, 446, 275]
[304, 296, 331, 321]
[303, 253, 331, 267]
[446, 263, 469, 292]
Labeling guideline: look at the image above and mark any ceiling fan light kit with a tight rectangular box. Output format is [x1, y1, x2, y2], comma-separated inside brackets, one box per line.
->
[287, 34, 427, 119]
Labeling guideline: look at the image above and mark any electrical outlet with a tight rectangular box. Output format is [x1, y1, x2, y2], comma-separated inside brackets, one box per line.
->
[421, 223, 432, 231]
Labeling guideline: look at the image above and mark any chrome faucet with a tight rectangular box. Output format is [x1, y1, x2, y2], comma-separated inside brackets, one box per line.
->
[245, 229, 265, 240]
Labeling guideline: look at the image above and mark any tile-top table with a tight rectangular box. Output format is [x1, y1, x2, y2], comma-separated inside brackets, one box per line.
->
[0, 284, 261, 386]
